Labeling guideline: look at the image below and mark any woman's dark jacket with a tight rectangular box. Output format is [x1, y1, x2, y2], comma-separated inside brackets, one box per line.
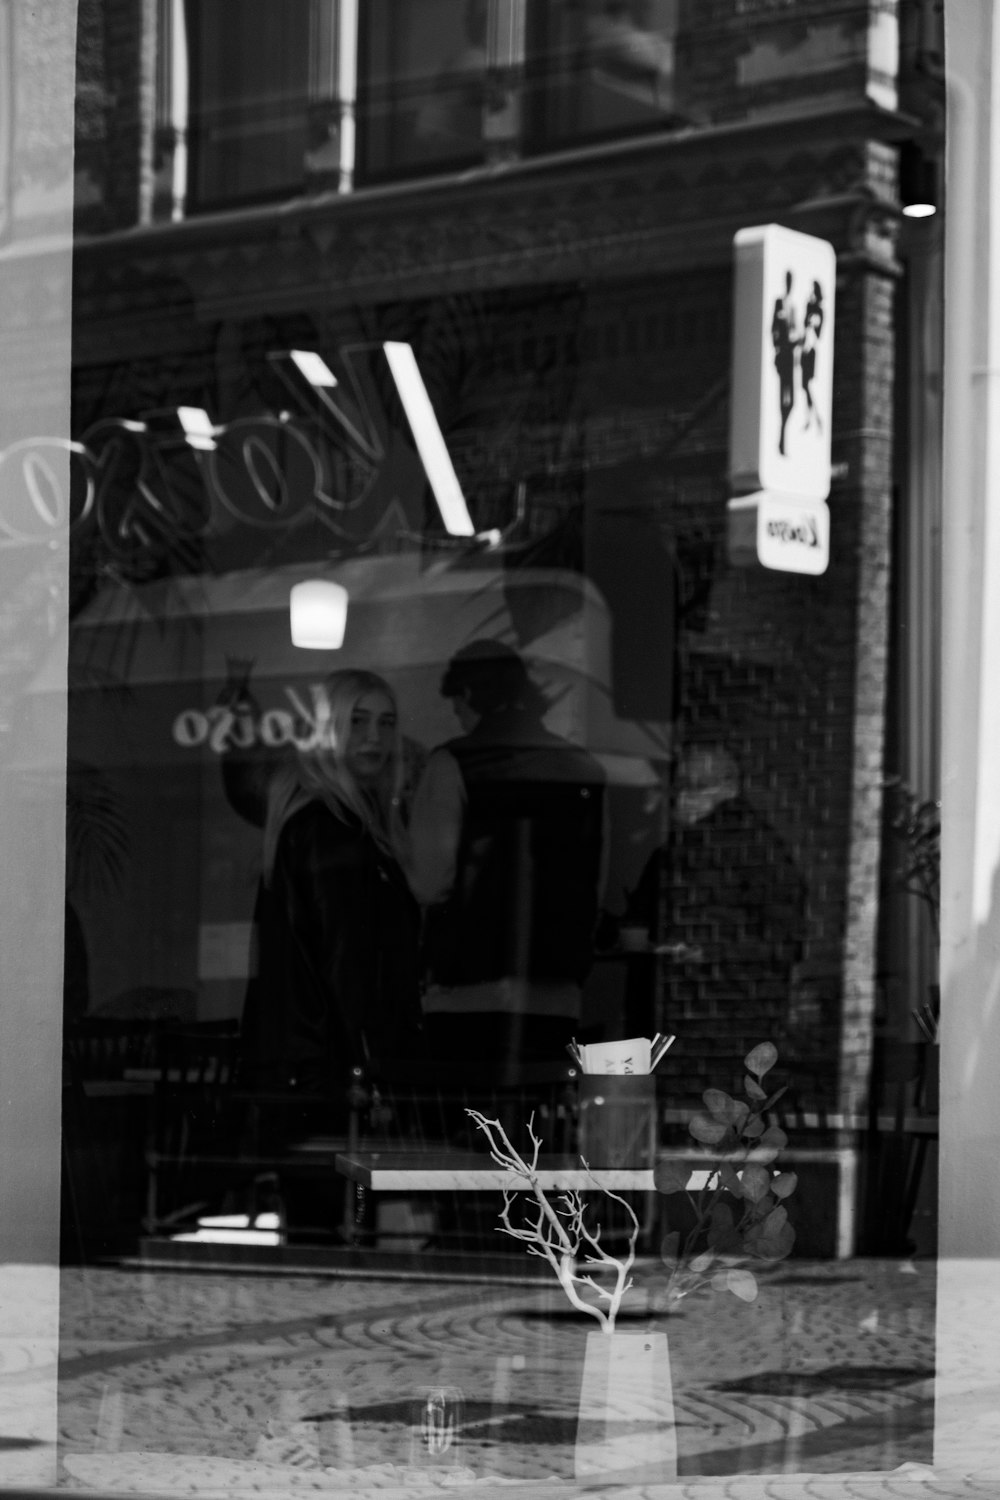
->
[240, 799, 422, 1097]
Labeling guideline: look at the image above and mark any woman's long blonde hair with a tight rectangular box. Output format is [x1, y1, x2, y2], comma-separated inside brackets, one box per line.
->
[262, 669, 406, 884]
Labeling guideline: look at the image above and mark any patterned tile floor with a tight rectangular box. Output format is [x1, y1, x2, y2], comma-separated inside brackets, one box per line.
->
[47, 1256, 950, 1496]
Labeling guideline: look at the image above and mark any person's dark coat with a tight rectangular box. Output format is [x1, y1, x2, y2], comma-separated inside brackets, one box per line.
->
[240, 799, 422, 1098]
[421, 708, 606, 989]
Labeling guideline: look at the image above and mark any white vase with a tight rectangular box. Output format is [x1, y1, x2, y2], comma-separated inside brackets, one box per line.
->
[574, 1327, 677, 1480]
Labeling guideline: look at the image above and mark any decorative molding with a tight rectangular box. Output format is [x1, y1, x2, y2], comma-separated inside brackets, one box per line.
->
[72, 111, 904, 357]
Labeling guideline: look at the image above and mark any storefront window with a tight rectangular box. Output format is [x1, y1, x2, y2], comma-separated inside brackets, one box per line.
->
[10, 1, 1000, 1496]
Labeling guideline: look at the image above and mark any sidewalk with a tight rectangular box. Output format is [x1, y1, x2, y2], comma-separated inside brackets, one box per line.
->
[50, 1254, 960, 1495]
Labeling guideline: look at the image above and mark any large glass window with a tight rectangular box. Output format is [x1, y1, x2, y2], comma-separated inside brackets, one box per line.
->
[13, 0, 998, 1496]
[56, 254, 933, 1478]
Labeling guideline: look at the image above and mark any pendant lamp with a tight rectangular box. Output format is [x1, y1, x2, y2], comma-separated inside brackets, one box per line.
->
[290, 579, 348, 649]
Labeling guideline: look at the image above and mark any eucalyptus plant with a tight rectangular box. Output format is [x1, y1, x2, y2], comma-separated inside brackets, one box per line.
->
[884, 777, 940, 945]
[467, 1042, 796, 1325]
[653, 1042, 797, 1305]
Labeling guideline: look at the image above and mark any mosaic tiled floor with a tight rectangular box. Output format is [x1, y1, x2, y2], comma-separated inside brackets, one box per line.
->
[53, 1258, 938, 1493]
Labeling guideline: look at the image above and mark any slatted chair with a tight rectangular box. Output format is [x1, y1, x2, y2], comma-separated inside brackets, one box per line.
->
[143, 1021, 243, 1235]
[64, 1016, 164, 1087]
[62, 1018, 170, 1259]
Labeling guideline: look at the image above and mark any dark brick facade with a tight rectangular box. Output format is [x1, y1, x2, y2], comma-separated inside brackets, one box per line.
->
[75, 0, 157, 233]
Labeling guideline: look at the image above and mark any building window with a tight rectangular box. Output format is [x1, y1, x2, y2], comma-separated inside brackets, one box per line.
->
[185, 0, 315, 208]
[357, 0, 510, 181]
[525, 0, 681, 150]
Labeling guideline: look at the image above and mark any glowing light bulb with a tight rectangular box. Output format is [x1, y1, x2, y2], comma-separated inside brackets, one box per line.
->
[290, 580, 348, 649]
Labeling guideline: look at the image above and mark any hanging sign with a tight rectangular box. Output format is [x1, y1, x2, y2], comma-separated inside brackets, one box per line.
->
[727, 491, 830, 575]
[728, 223, 835, 575]
[729, 223, 836, 499]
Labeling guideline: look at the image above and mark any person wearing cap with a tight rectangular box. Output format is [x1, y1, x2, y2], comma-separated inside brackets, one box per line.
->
[408, 640, 606, 1069]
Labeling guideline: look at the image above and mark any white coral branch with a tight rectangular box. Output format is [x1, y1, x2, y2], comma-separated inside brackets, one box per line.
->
[465, 1109, 639, 1333]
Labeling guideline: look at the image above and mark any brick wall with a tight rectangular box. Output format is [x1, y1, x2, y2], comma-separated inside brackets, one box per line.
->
[676, 0, 888, 123]
[75, 0, 156, 233]
[626, 251, 897, 1118]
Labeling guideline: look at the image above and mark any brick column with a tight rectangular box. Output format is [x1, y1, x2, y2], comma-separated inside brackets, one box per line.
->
[838, 262, 898, 1123]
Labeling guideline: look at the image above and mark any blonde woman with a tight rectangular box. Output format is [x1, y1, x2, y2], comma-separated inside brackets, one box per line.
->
[240, 670, 423, 1106]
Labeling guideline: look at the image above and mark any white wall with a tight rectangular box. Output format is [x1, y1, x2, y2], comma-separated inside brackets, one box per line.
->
[936, 0, 1000, 1471]
[0, 0, 77, 1486]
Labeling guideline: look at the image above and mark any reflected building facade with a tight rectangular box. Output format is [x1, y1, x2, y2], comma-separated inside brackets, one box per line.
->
[57, 0, 944, 1265]
[0, 0, 973, 1489]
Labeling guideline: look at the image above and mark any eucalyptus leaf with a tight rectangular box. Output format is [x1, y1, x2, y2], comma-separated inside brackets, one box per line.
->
[708, 1224, 744, 1255]
[702, 1090, 750, 1129]
[762, 1205, 788, 1235]
[719, 1163, 742, 1194]
[654, 1158, 691, 1195]
[710, 1201, 735, 1232]
[748, 1124, 787, 1163]
[660, 1231, 680, 1270]
[743, 1222, 764, 1254]
[740, 1164, 771, 1203]
[756, 1224, 796, 1261]
[745, 1042, 777, 1078]
[646, 1043, 795, 1306]
[727, 1269, 759, 1302]
[763, 1221, 796, 1260]
[703, 1087, 734, 1119]
[772, 1171, 798, 1200]
[689, 1113, 729, 1146]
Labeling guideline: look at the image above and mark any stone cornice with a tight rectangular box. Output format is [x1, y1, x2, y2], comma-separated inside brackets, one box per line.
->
[71, 100, 909, 361]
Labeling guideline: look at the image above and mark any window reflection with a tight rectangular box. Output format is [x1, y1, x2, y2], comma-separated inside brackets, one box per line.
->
[38, 0, 962, 1489]
[186, 0, 314, 209]
[359, 0, 519, 179]
[410, 640, 607, 1068]
[530, 0, 680, 146]
[72, 0, 915, 227]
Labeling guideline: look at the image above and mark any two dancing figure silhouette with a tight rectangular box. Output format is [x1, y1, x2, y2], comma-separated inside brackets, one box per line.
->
[771, 270, 824, 457]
